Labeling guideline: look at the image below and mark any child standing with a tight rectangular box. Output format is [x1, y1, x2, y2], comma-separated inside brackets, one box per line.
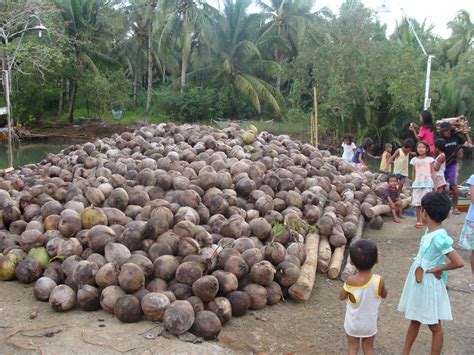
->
[382, 174, 403, 222]
[433, 138, 447, 191]
[351, 138, 379, 171]
[339, 240, 388, 355]
[411, 141, 436, 228]
[459, 174, 474, 291]
[398, 192, 464, 355]
[379, 143, 393, 174]
[386, 138, 415, 193]
[342, 133, 357, 163]
[409, 110, 435, 155]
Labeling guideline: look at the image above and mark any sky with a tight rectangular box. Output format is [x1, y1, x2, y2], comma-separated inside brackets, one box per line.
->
[209, 0, 474, 39]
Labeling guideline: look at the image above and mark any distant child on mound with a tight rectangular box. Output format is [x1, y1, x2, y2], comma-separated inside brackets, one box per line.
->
[379, 143, 393, 174]
[382, 174, 403, 222]
[351, 138, 379, 171]
[341, 133, 357, 163]
[398, 191, 464, 355]
[433, 138, 447, 191]
[339, 240, 388, 355]
[411, 141, 436, 229]
[386, 138, 415, 194]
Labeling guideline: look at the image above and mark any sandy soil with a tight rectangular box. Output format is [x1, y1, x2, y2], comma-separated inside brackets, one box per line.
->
[1, 214, 472, 355]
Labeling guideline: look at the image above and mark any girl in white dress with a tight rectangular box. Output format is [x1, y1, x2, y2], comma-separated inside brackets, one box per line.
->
[341, 133, 357, 163]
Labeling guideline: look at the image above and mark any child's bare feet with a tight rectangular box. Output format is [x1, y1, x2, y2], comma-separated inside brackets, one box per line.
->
[393, 217, 401, 223]
[399, 214, 405, 219]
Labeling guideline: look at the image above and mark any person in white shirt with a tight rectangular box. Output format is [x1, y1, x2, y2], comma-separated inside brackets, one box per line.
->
[341, 133, 357, 162]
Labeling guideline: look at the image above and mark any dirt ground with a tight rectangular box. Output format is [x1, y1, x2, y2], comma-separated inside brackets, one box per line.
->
[1, 213, 472, 355]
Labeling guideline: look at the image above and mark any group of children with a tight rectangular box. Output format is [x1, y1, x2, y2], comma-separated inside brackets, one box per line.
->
[338, 110, 474, 354]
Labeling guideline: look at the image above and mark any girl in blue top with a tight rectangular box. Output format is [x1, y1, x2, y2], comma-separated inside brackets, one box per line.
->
[459, 174, 474, 291]
[398, 192, 464, 355]
[351, 137, 379, 171]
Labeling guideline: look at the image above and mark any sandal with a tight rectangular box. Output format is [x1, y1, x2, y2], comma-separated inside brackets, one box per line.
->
[452, 209, 461, 215]
[469, 283, 474, 292]
[415, 222, 424, 229]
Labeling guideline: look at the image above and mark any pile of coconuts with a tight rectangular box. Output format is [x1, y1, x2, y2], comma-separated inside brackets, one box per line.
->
[0, 123, 392, 340]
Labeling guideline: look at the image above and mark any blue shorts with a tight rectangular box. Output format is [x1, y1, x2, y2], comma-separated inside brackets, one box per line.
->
[396, 174, 407, 182]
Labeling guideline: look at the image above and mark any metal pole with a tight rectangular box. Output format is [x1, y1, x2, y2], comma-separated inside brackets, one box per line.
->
[3, 69, 14, 169]
[423, 55, 433, 110]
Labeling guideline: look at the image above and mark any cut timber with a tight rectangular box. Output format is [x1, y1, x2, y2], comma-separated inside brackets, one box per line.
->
[328, 246, 345, 279]
[364, 197, 411, 218]
[341, 216, 365, 281]
[288, 233, 320, 301]
[317, 235, 331, 273]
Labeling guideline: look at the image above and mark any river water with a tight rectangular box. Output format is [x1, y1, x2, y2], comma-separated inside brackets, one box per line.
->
[1, 141, 473, 182]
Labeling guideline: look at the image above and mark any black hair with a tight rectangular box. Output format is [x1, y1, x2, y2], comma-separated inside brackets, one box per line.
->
[387, 173, 398, 182]
[416, 141, 431, 156]
[343, 133, 353, 143]
[349, 240, 378, 271]
[361, 137, 374, 150]
[403, 138, 415, 149]
[385, 142, 393, 150]
[421, 191, 451, 223]
[434, 138, 446, 152]
[420, 110, 434, 131]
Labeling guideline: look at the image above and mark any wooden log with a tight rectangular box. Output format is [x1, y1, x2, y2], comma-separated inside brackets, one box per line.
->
[328, 246, 345, 279]
[288, 233, 320, 301]
[317, 235, 331, 273]
[341, 216, 365, 281]
[364, 197, 411, 218]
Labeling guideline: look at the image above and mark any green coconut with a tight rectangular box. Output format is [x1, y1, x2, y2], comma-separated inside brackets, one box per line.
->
[80, 206, 108, 229]
[0, 255, 17, 281]
[27, 247, 51, 269]
[242, 132, 256, 145]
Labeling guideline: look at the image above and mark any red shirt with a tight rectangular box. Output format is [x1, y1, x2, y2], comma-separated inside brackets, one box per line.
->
[418, 126, 435, 155]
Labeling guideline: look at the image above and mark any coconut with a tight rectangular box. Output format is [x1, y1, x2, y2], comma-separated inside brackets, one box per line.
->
[141, 292, 170, 321]
[192, 275, 219, 302]
[15, 258, 43, 284]
[276, 261, 300, 287]
[87, 253, 107, 269]
[177, 237, 200, 257]
[33, 277, 57, 301]
[44, 214, 61, 231]
[100, 285, 126, 313]
[118, 263, 145, 293]
[107, 188, 129, 211]
[61, 255, 82, 277]
[224, 256, 249, 280]
[168, 281, 193, 300]
[95, 262, 118, 288]
[175, 261, 203, 285]
[264, 242, 287, 265]
[227, 290, 251, 316]
[57, 238, 83, 258]
[250, 260, 275, 287]
[207, 297, 232, 325]
[191, 311, 222, 340]
[49, 285, 76, 311]
[27, 247, 50, 268]
[9, 220, 27, 235]
[287, 242, 306, 265]
[104, 242, 131, 266]
[163, 300, 195, 335]
[153, 255, 180, 281]
[266, 281, 283, 305]
[86, 225, 116, 254]
[80, 206, 108, 229]
[369, 216, 384, 230]
[126, 254, 153, 277]
[243, 283, 268, 310]
[186, 295, 205, 314]
[0, 255, 18, 281]
[249, 218, 272, 241]
[72, 260, 99, 286]
[19, 230, 44, 252]
[211, 270, 238, 295]
[58, 209, 82, 238]
[77, 284, 101, 311]
[133, 288, 150, 302]
[114, 295, 142, 323]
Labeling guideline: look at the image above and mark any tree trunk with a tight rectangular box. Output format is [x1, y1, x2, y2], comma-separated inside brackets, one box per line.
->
[146, 21, 153, 113]
[328, 246, 345, 279]
[317, 235, 331, 273]
[132, 70, 138, 110]
[288, 233, 320, 301]
[67, 80, 77, 125]
[364, 197, 412, 218]
[57, 79, 65, 117]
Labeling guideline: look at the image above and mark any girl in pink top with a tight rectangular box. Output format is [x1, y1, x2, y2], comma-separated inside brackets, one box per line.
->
[410, 110, 435, 155]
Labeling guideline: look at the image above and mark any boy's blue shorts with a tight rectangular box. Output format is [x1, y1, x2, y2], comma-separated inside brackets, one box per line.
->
[396, 174, 406, 181]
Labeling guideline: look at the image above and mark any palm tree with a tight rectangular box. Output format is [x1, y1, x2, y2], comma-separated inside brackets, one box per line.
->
[54, 0, 115, 124]
[191, 0, 283, 114]
[159, 0, 220, 92]
[446, 10, 473, 66]
[256, 0, 319, 91]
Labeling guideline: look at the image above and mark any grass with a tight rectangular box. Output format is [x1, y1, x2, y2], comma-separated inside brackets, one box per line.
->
[243, 118, 312, 141]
